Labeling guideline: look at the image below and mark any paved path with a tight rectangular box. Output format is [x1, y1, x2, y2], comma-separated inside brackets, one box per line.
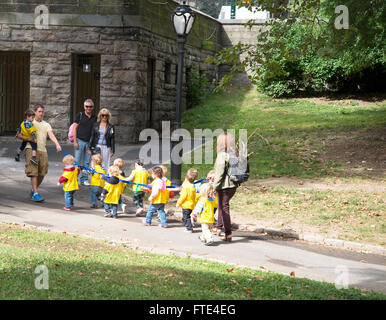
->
[0, 140, 385, 294]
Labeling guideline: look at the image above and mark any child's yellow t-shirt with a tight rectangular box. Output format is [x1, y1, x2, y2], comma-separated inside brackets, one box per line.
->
[198, 197, 215, 224]
[177, 181, 197, 210]
[91, 164, 106, 188]
[104, 181, 122, 204]
[150, 178, 167, 204]
[131, 168, 149, 192]
[20, 121, 37, 140]
[60, 167, 79, 192]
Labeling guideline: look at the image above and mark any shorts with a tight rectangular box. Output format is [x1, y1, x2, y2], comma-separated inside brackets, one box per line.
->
[25, 149, 48, 177]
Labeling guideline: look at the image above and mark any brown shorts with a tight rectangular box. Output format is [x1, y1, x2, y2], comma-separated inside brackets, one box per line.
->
[25, 149, 48, 177]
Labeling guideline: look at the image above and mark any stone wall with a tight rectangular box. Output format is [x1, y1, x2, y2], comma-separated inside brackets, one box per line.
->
[220, 19, 268, 87]
[0, 0, 222, 143]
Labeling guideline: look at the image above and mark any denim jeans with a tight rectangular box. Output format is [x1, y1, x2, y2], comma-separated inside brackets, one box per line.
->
[146, 203, 167, 227]
[104, 203, 118, 217]
[74, 138, 90, 183]
[64, 190, 75, 208]
[91, 186, 103, 205]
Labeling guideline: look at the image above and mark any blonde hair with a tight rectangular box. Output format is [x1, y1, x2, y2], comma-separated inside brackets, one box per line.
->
[108, 165, 120, 177]
[207, 169, 215, 177]
[159, 165, 168, 177]
[216, 132, 236, 153]
[199, 183, 214, 199]
[63, 154, 75, 166]
[185, 168, 198, 183]
[91, 153, 102, 165]
[97, 108, 111, 122]
[113, 158, 125, 170]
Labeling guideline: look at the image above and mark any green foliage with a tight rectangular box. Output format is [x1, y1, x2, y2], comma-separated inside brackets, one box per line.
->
[209, 0, 386, 97]
[186, 66, 214, 108]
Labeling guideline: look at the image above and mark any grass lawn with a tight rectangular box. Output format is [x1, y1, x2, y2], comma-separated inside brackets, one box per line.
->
[181, 89, 386, 180]
[158, 89, 386, 246]
[0, 223, 384, 300]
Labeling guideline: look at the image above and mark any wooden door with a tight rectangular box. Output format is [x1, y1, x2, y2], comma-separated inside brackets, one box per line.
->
[0, 51, 30, 135]
[71, 54, 100, 121]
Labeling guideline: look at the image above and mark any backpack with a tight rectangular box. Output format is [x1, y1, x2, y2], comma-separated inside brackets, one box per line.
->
[68, 112, 83, 143]
[227, 150, 249, 185]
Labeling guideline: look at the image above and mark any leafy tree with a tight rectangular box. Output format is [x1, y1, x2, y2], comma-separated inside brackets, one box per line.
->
[208, 0, 386, 96]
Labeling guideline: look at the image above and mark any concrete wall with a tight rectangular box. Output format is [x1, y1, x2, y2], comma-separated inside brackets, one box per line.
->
[220, 19, 268, 87]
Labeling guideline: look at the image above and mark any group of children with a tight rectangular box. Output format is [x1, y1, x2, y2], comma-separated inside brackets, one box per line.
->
[57, 153, 219, 246]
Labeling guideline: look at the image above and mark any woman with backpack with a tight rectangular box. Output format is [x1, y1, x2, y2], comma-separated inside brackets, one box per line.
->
[88, 108, 115, 171]
[212, 132, 239, 242]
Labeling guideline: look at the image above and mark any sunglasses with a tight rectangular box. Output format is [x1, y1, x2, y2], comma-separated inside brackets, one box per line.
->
[85, 105, 94, 108]
[101, 114, 108, 117]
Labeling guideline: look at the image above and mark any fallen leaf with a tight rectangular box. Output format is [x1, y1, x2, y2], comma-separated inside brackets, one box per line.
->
[290, 271, 296, 277]
[78, 272, 85, 276]
[226, 268, 235, 273]
[62, 232, 67, 235]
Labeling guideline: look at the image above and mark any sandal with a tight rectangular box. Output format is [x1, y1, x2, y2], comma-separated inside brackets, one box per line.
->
[219, 235, 232, 242]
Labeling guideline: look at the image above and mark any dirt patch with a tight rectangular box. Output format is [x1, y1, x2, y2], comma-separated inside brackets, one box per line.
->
[320, 128, 386, 178]
[291, 93, 386, 107]
[247, 177, 386, 192]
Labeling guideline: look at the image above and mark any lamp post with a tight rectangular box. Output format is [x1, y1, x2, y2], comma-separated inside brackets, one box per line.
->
[170, 1, 196, 186]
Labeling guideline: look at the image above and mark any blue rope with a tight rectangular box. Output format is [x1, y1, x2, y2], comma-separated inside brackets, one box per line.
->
[60, 150, 207, 190]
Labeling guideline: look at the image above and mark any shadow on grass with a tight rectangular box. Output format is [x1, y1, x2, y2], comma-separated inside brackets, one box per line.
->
[1, 231, 384, 300]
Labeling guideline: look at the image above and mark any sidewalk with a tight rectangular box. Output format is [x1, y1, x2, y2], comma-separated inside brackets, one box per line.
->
[0, 139, 386, 294]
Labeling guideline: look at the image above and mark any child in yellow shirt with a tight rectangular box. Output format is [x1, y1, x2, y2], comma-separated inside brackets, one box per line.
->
[193, 183, 216, 246]
[90, 154, 107, 208]
[176, 168, 198, 233]
[143, 166, 168, 228]
[57, 154, 80, 211]
[15, 109, 38, 165]
[101, 165, 122, 219]
[113, 158, 127, 213]
[126, 159, 149, 216]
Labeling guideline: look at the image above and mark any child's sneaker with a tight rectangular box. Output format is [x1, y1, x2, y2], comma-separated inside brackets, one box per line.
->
[63, 207, 72, 211]
[104, 213, 112, 217]
[159, 224, 167, 229]
[142, 218, 150, 226]
[15, 154, 20, 162]
[30, 156, 38, 165]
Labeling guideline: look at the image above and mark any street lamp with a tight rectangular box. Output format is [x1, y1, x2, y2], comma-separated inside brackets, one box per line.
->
[170, 1, 196, 186]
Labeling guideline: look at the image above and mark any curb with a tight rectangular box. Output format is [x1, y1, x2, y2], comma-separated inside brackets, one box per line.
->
[171, 211, 386, 256]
